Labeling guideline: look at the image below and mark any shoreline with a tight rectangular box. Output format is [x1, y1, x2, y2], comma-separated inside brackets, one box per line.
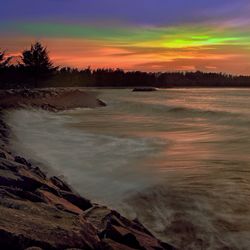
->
[0, 88, 106, 111]
[0, 89, 175, 250]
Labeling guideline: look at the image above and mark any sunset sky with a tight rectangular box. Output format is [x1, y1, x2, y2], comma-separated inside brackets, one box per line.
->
[1, 0, 250, 74]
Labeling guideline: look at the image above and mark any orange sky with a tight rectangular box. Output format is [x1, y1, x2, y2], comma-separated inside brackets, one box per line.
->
[1, 0, 250, 75]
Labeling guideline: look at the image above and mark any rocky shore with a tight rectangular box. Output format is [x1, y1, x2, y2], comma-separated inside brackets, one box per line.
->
[0, 88, 106, 111]
[0, 89, 175, 250]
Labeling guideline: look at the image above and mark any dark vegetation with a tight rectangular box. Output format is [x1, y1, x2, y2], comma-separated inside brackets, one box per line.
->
[1, 42, 250, 89]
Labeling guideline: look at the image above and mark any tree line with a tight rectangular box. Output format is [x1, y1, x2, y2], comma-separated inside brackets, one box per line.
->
[1, 42, 250, 89]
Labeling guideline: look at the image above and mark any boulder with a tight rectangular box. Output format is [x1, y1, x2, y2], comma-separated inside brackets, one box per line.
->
[2, 186, 45, 203]
[58, 190, 92, 211]
[84, 205, 175, 250]
[132, 87, 158, 92]
[14, 156, 32, 167]
[0, 150, 7, 159]
[0, 197, 100, 250]
[37, 189, 83, 215]
[50, 176, 73, 192]
[0, 158, 55, 192]
[30, 166, 47, 180]
[0, 149, 13, 161]
[101, 239, 135, 250]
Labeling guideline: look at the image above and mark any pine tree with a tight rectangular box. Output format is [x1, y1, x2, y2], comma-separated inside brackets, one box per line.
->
[21, 42, 57, 87]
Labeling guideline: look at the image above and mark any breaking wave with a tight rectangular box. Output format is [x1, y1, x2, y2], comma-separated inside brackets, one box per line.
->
[5, 88, 250, 249]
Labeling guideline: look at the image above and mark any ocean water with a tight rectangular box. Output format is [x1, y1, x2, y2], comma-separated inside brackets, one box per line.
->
[5, 88, 250, 249]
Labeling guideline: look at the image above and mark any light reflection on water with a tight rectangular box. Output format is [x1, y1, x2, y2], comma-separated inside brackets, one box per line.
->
[6, 88, 250, 249]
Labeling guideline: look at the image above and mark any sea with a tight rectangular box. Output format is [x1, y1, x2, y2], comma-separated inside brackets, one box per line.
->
[5, 88, 250, 249]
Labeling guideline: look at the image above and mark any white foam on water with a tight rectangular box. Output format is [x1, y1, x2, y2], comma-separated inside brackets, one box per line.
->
[5, 108, 160, 202]
[5, 88, 250, 249]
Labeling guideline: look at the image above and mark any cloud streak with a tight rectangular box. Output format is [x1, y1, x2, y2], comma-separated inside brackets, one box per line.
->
[1, 0, 250, 74]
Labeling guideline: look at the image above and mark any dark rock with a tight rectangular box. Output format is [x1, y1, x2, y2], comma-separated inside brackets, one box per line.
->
[36, 189, 83, 215]
[102, 225, 142, 249]
[0, 229, 54, 250]
[0, 168, 25, 188]
[121, 233, 141, 249]
[0, 187, 20, 200]
[84, 206, 175, 250]
[0, 198, 100, 250]
[59, 190, 92, 211]
[0, 151, 6, 159]
[50, 176, 72, 192]
[160, 242, 177, 250]
[0, 149, 13, 161]
[2, 186, 45, 203]
[100, 239, 135, 250]
[13, 172, 44, 191]
[31, 166, 47, 179]
[40, 104, 57, 112]
[132, 87, 158, 92]
[0, 158, 22, 172]
[21, 89, 31, 98]
[98, 99, 107, 106]
[0, 159, 48, 192]
[14, 156, 32, 167]
[39, 183, 61, 197]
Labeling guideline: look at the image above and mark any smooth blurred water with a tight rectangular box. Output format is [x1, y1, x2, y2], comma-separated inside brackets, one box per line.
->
[6, 88, 250, 249]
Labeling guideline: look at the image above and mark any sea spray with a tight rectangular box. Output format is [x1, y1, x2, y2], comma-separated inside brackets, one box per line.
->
[5, 88, 250, 249]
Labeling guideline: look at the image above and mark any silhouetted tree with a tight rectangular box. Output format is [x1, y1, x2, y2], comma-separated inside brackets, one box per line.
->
[0, 50, 11, 68]
[1, 42, 250, 89]
[21, 42, 57, 87]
